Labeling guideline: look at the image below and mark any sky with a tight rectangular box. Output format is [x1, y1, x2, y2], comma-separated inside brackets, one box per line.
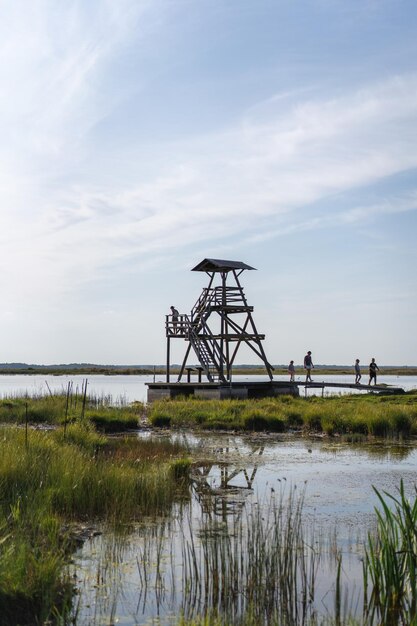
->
[1, 0, 416, 366]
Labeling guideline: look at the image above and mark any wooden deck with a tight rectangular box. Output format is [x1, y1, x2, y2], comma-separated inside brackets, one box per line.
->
[147, 379, 405, 402]
[294, 381, 405, 395]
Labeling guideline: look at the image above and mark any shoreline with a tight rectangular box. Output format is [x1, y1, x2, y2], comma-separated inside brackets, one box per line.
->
[0, 367, 415, 376]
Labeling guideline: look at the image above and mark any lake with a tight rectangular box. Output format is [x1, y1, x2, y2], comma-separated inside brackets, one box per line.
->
[0, 373, 415, 403]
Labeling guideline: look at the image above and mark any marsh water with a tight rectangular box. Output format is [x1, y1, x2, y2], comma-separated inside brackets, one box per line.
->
[70, 431, 417, 625]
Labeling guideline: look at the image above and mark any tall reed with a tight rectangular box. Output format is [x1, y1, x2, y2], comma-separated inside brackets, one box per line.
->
[134, 486, 326, 625]
[363, 480, 417, 625]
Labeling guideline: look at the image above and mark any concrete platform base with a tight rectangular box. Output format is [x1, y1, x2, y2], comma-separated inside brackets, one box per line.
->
[146, 380, 299, 402]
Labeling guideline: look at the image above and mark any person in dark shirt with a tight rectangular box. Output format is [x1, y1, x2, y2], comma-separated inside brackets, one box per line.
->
[304, 351, 314, 383]
[368, 358, 379, 385]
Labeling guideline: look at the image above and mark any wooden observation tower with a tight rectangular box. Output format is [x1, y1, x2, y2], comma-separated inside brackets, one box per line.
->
[165, 258, 274, 383]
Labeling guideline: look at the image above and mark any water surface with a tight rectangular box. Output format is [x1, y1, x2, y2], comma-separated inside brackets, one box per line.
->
[72, 433, 417, 625]
[0, 373, 415, 403]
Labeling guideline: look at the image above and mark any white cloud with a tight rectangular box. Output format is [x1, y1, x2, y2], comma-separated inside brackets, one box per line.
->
[1, 2, 417, 317]
[58, 71, 417, 258]
[4, 73, 417, 300]
[0, 2, 415, 363]
[0, 1, 154, 188]
[342, 191, 417, 223]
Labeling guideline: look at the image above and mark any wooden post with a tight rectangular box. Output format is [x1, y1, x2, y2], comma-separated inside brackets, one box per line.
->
[64, 380, 71, 439]
[166, 335, 170, 383]
[25, 401, 28, 450]
[81, 379, 88, 420]
[45, 380, 53, 397]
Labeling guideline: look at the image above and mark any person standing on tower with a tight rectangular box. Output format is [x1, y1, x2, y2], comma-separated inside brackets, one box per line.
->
[170, 306, 179, 333]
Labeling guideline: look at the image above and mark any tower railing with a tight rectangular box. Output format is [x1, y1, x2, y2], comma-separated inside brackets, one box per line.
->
[165, 314, 189, 336]
[191, 286, 248, 317]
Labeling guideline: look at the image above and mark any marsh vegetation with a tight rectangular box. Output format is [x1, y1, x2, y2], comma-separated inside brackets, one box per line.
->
[148, 392, 417, 438]
[0, 420, 190, 624]
[0, 389, 144, 432]
[1, 389, 417, 624]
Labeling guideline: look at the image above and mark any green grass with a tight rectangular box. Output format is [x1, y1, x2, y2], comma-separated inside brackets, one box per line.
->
[85, 406, 140, 432]
[2, 391, 416, 439]
[0, 393, 144, 432]
[0, 424, 190, 520]
[148, 393, 417, 438]
[0, 423, 191, 624]
[364, 480, 417, 625]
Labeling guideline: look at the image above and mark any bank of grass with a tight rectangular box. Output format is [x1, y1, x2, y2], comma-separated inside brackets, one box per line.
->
[2, 392, 416, 438]
[0, 423, 190, 624]
[0, 393, 143, 432]
[148, 392, 417, 438]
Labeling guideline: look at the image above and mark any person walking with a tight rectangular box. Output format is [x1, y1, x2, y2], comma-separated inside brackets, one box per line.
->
[304, 351, 314, 383]
[354, 359, 361, 384]
[288, 360, 295, 382]
[368, 358, 380, 385]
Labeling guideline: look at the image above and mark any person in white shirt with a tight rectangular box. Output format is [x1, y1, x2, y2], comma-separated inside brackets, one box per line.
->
[354, 359, 361, 384]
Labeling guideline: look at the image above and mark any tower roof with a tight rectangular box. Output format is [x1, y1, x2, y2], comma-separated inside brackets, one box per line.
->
[191, 258, 256, 272]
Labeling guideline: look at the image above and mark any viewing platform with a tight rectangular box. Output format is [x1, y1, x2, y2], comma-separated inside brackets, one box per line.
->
[294, 380, 405, 396]
[146, 379, 405, 402]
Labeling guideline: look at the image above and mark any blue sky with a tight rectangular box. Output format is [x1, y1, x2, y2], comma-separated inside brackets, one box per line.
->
[1, 0, 416, 366]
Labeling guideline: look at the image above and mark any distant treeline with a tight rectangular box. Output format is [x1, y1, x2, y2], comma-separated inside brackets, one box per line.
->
[0, 363, 416, 376]
[0, 364, 156, 375]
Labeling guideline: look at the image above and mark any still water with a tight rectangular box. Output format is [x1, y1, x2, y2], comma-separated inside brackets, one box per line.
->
[0, 373, 415, 403]
[71, 432, 417, 625]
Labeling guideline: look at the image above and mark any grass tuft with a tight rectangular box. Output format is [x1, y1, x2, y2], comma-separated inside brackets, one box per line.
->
[0, 423, 191, 623]
[364, 480, 417, 625]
